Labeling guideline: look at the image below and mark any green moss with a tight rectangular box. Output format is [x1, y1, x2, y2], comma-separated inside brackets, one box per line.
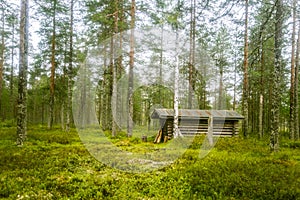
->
[0, 127, 299, 199]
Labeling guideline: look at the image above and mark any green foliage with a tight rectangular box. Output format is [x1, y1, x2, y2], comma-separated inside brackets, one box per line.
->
[0, 119, 15, 128]
[0, 127, 299, 199]
[133, 85, 174, 126]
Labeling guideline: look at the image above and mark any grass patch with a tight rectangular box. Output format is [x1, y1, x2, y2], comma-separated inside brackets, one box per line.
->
[0, 126, 299, 199]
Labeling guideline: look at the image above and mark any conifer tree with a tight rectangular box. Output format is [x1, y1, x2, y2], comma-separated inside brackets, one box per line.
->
[270, 0, 284, 151]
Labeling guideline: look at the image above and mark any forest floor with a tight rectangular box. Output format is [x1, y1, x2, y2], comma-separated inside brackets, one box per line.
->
[0, 125, 300, 199]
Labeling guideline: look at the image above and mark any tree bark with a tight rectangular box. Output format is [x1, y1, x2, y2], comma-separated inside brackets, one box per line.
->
[49, 0, 57, 130]
[218, 63, 224, 110]
[259, 27, 265, 139]
[173, 13, 182, 138]
[111, 35, 116, 136]
[242, 0, 249, 137]
[188, 0, 195, 109]
[16, 0, 29, 146]
[10, 15, 16, 119]
[66, 0, 74, 132]
[61, 102, 64, 130]
[127, 0, 135, 137]
[0, 8, 4, 119]
[174, 50, 180, 138]
[101, 44, 108, 130]
[112, 0, 119, 137]
[159, 25, 163, 106]
[270, 0, 283, 151]
[295, 20, 300, 141]
[289, 0, 296, 140]
[233, 37, 238, 111]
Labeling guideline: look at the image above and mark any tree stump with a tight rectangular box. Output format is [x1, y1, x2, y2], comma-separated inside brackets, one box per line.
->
[142, 135, 147, 142]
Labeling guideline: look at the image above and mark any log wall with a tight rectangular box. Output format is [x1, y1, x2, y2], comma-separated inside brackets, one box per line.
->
[160, 119, 240, 140]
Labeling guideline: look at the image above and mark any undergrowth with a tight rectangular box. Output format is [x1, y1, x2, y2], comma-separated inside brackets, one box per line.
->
[0, 126, 299, 199]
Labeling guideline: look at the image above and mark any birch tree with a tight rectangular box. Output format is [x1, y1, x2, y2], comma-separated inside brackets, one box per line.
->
[173, 0, 183, 138]
[16, 0, 29, 146]
[174, 32, 180, 138]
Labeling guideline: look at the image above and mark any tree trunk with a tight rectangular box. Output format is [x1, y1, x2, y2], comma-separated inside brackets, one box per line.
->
[242, 0, 249, 137]
[295, 21, 300, 141]
[259, 28, 265, 139]
[0, 8, 4, 120]
[111, 36, 117, 136]
[101, 43, 108, 130]
[10, 15, 16, 119]
[173, 16, 182, 138]
[66, 0, 74, 132]
[188, 0, 195, 109]
[61, 102, 64, 130]
[202, 55, 207, 109]
[174, 53, 180, 137]
[112, 0, 119, 137]
[207, 116, 213, 145]
[270, 0, 283, 151]
[106, 65, 112, 130]
[233, 37, 238, 111]
[127, 0, 135, 137]
[159, 25, 163, 105]
[117, 0, 124, 127]
[49, 0, 57, 130]
[218, 64, 224, 110]
[16, 0, 29, 146]
[257, 92, 263, 133]
[289, 0, 296, 140]
[79, 65, 87, 128]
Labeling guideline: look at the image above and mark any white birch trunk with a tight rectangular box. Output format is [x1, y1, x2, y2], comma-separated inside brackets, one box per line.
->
[174, 54, 180, 138]
[16, 0, 29, 146]
[173, 28, 182, 138]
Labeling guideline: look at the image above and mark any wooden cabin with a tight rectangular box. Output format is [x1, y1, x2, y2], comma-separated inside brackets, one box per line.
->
[151, 109, 244, 143]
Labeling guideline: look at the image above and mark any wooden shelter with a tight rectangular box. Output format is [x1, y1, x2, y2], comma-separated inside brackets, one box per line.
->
[151, 109, 244, 143]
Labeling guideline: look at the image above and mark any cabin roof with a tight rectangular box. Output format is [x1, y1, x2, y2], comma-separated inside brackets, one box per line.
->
[151, 109, 244, 120]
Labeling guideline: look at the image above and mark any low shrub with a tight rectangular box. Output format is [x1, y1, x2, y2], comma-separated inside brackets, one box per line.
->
[0, 127, 299, 199]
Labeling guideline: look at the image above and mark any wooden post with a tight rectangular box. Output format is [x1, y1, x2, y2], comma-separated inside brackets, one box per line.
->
[232, 121, 236, 136]
[207, 116, 213, 145]
[154, 129, 162, 143]
[164, 136, 168, 143]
